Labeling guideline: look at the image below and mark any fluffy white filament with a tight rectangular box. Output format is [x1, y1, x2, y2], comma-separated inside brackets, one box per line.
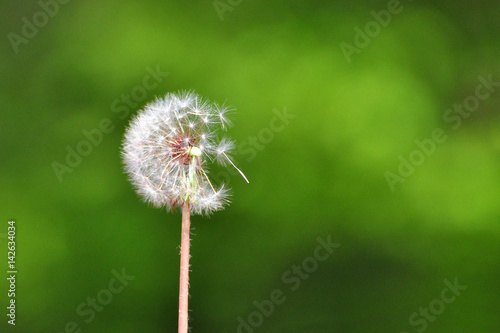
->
[121, 91, 246, 215]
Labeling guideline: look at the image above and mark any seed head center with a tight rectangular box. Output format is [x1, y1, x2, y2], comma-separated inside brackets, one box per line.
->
[187, 146, 202, 157]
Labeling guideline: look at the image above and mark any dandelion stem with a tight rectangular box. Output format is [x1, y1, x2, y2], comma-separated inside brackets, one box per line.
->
[178, 205, 191, 333]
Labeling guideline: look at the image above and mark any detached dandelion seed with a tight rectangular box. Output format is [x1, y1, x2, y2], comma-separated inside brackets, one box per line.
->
[121, 91, 248, 333]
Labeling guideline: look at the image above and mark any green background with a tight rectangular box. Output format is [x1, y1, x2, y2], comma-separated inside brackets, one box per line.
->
[1, 0, 499, 332]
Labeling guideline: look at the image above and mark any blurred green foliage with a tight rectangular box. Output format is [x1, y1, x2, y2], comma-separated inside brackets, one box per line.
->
[1, 0, 499, 332]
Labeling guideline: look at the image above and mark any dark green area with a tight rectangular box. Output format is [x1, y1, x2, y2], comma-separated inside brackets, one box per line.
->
[1, 0, 499, 332]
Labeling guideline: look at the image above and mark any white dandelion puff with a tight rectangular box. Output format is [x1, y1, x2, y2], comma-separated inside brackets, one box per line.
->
[121, 91, 248, 215]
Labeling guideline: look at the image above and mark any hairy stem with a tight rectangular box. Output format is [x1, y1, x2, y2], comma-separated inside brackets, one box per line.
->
[178, 205, 191, 333]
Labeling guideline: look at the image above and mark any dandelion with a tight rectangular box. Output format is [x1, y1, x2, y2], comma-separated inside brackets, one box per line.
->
[121, 91, 248, 333]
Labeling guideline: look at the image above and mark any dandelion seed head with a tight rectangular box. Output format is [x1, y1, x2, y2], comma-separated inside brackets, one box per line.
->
[122, 91, 247, 215]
